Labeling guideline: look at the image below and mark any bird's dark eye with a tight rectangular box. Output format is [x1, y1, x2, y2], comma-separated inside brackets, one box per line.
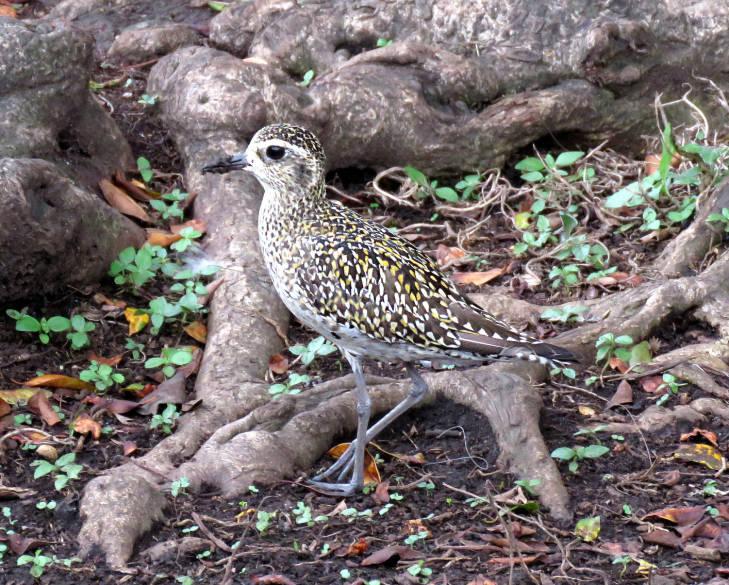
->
[265, 145, 286, 160]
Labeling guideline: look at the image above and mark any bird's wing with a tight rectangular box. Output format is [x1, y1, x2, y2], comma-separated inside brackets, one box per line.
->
[294, 211, 571, 361]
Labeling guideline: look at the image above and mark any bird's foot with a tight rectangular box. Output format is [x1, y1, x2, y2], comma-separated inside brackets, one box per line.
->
[311, 441, 357, 481]
[305, 479, 361, 497]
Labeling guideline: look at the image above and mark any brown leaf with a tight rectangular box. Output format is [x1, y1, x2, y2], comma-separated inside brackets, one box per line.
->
[9, 533, 46, 555]
[673, 442, 726, 471]
[92, 292, 126, 310]
[268, 353, 289, 375]
[138, 372, 187, 415]
[171, 219, 207, 235]
[608, 357, 629, 373]
[405, 518, 431, 538]
[679, 428, 719, 447]
[84, 395, 139, 414]
[655, 469, 681, 486]
[435, 245, 466, 267]
[645, 154, 661, 175]
[644, 505, 705, 526]
[250, 575, 296, 585]
[113, 169, 155, 201]
[372, 481, 390, 505]
[0, 5, 16, 17]
[577, 405, 596, 417]
[184, 321, 207, 343]
[124, 308, 149, 335]
[640, 375, 665, 393]
[27, 392, 60, 426]
[327, 443, 380, 485]
[467, 577, 498, 585]
[643, 528, 681, 549]
[24, 374, 94, 392]
[487, 554, 541, 565]
[452, 268, 505, 286]
[360, 545, 422, 566]
[122, 441, 138, 456]
[99, 178, 151, 222]
[606, 380, 633, 409]
[72, 413, 102, 439]
[87, 352, 123, 367]
[0, 398, 10, 418]
[346, 537, 369, 556]
[146, 228, 182, 247]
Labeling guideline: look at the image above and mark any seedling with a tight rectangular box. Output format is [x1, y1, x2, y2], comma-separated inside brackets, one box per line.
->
[551, 444, 609, 473]
[376, 38, 392, 47]
[612, 555, 632, 578]
[14, 413, 32, 426]
[299, 69, 315, 87]
[403, 165, 460, 202]
[515, 478, 541, 496]
[171, 226, 202, 253]
[6, 310, 70, 345]
[66, 315, 96, 349]
[707, 207, 729, 232]
[145, 347, 193, 378]
[17, 549, 53, 579]
[540, 305, 588, 324]
[176, 577, 194, 585]
[655, 373, 686, 406]
[147, 296, 182, 333]
[639, 207, 661, 232]
[79, 361, 125, 393]
[171, 476, 190, 497]
[35, 500, 57, 511]
[548, 263, 580, 289]
[406, 560, 433, 582]
[138, 94, 157, 106]
[404, 531, 429, 546]
[454, 173, 482, 199]
[150, 189, 188, 221]
[150, 404, 180, 435]
[137, 157, 154, 183]
[269, 373, 310, 398]
[125, 338, 145, 360]
[290, 336, 337, 366]
[109, 245, 167, 289]
[515, 151, 586, 183]
[595, 333, 634, 365]
[255, 510, 274, 534]
[31, 452, 83, 491]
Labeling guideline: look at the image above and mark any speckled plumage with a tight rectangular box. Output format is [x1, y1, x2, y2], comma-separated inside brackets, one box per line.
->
[251, 124, 573, 366]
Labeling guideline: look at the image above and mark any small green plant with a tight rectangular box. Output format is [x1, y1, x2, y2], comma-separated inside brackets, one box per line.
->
[6, 310, 69, 345]
[299, 69, 315, 87]
[35, 500, 57, 511]
[31, 452, 83, 491]
[515, 478, 540, 496]
[137, 157, 153, 183]
[540, 305, 588, 324]
[147, 296, 182, 334]
[125, 338, 145, 360]
[138, 94, 157, 106]
[293, 501, 322, 526]
[17, 549, 53, 579]
[340, 569, 351, 580]
[622, 503, 632, 515]
[404, 531, 429, 546]
[612, 554, 632, 578]
[707, 207, 729, 231]
[290, 336, 337, 366]
[655, 373, 686, 406]
[79, 361, 125, 393]
[150, 189, 188, 220]
[109, 245, 167, 288]
[150, 404, 180, 435]
[14, 413, 32, 426]
[0, 542, 7, 562]
[551, 444, 609, 473]
[454, 173, 482, 199]
[515, 151, 586, 183]
[417, 480, 436, 491]
[145, 347, 193, 378]
[639, 207, 662, 232]
[403, 166, 461, 202]
[595, 333, 634, 365]
[269, 372, 311, 398]
[171, 226, 202, 253]
[255, 510, 274, 534]
[208, 1, 227, 12]
[171, 476, 190, 497]
[66, 315, 96, 349]
[406, 560, 433, 582]
[376, 38, 392, 47]
[176, 576, 194, 585]
[548, 263, 580, 289]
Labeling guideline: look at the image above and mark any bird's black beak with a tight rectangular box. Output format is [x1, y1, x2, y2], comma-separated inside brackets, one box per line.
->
[201, 152, 248, 175]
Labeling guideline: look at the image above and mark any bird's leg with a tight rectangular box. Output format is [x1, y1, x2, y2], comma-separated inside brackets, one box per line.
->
[307, 353, 371, 496]
[312, 365, 428, 483]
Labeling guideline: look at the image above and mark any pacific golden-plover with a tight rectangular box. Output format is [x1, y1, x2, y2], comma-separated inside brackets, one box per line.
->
[203, 123, 576, 495]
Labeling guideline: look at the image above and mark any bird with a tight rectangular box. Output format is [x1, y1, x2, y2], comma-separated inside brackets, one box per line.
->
[202, 123, 576, 496]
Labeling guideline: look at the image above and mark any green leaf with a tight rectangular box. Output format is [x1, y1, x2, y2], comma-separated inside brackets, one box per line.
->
[575, 515, 601, 542]
[137, 157, 153, 183]
[515, 157, 544, 172]
[15, 315, 41, 332]
[208, 0, 227, 11]
[666, 197, 696, 223]
[604, 174, 659, 208]
[581, 445, 609, 458]
[614, 335, 634, 346]
[555, 151, 584, 167]
[119, 246, 136, 264]
[550, 447, 575, 461]
[629, 341, 652, 368]
[46, 316, 71, 332]
[403, 166, 428, 187]
[434, 187, 459, 202]
[520, 171, 544, 182]
[32, 460, 57, 479]
[145, 357, 165, 369]
[169, 350, 193, 366]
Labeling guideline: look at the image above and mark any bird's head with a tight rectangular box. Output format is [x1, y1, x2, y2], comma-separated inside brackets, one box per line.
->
[202, 124, 326, 196]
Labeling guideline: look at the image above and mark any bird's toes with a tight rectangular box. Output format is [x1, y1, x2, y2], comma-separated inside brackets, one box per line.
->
[305, 479, 360, 497]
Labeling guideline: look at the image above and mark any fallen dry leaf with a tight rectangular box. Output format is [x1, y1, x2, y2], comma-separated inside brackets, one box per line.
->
[0, 5, 16, 17]
[0, 397, 10, 417]
[466, 577, 498, 585]
[640, 375, 665, 393]
[25, 374, 94, 392]
[452, 267, 505, 286]
[435, 244, 466, 267]
[577, 405, 596, 417]
[138, 372, 187, 415]
[369, 441, 426, 465]
[643, 528, 681, 549]
[405, 518, 431, 538]
[673, 442, 726, 471]
[122, 441, 138, 456]
[250, 575, 296, 585]
[124, 307, 149, 335]
[0, 388, 51, 405]
[146, 228, 182, 247]
[0, 485, 35, 499]
[606, 380, 633, 409]
[183, 321, 207, 343]
[360, 545, 421, 566]
[346, 537, 369, 556]
[171, 218, 206, 235]
[487, 554, 541, 565]
[268, 353, 289, 375]
[372, 481, 390, 505]
[87, 352, 123, 367]
[92, 292, 126, 310]
[327, 443, 381, 485]
[113, 169, 154, 201]
[99, 178, 151, 222]
[645, 153, 661, 175]
[84, 395, 140, 414]
[72, 413, 102, 440]
[608, 357, 629, 373]
[28, 392, 60, 426]
[644, 505, 705, 526]
[679, 427, 719, 447]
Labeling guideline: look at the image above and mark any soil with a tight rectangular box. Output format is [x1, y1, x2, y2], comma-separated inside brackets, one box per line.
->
[2, 3, 729, 585]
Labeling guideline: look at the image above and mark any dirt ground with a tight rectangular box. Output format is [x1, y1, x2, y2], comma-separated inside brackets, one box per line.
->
[2, 2, 729, 585]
